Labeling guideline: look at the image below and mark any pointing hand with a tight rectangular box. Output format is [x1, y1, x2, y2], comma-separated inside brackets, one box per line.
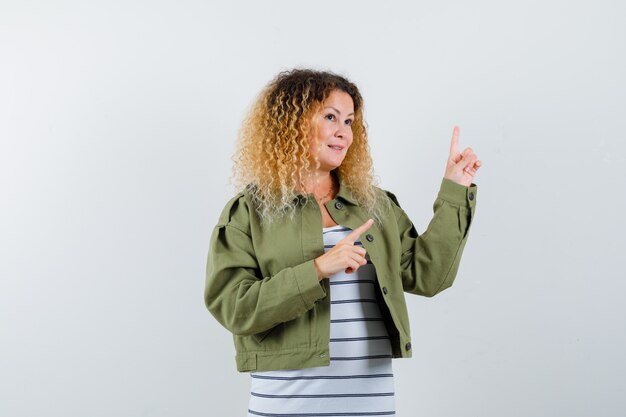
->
[313, 219, 374, 280]
[444, 126, 482, 187]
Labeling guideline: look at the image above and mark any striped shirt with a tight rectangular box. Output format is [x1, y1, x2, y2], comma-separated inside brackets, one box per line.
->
[247, 225, 396, 416]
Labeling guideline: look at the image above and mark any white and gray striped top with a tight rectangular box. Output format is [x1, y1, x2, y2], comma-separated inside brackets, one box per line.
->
[247, 225, 395, 417]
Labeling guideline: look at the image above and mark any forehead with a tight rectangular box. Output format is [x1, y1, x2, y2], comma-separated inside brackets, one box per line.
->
[323, 90, 354, 112]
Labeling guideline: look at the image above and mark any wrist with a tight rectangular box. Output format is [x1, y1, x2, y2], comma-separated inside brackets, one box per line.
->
[313, 258, 324, 281]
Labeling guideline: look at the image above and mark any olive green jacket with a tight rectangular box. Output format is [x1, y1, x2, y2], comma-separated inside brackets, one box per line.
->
[204, 176, 477, 372]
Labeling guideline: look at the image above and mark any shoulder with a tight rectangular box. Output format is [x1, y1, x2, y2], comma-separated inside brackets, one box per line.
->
[376, 187, 401, 207]
[216, 188, 255, 234]
[369, 186, 408, 226]
[371, 185, 403, 211]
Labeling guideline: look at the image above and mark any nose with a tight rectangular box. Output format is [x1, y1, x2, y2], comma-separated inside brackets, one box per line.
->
[335, 122, 350, 139]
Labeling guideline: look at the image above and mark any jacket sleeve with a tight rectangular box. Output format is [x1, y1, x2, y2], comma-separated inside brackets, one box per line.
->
[387, 178, 477, 297]
[204, 194, 326, 336]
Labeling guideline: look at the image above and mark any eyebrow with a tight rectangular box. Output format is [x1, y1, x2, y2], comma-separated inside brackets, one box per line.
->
[325, 106, 354, 117]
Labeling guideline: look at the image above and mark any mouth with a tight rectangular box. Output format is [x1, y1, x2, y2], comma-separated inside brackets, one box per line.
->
[327, 145, 345, 151]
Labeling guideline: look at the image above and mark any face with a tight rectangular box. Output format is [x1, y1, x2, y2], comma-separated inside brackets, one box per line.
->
[308, 89, 355, 173]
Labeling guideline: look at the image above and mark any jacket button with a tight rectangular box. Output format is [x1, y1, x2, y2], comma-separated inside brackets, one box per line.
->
[382, 286, 388, 295]
[468, 192, 474, 201]
[335, 201, 344, 210]
[366, 234, 374, 242]
[405, 342, 411, 351]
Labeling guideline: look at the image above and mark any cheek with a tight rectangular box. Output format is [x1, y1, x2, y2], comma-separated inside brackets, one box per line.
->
[307, 136, 320, 157]
[346, 132, 355, 148]
[309, 122, 325, 153]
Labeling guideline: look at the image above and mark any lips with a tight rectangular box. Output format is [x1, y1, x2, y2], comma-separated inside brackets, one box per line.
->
[328, 145, 345, 151]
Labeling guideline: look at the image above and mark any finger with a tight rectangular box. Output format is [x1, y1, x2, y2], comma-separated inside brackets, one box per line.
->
[340, 219, 374, 244]
[463, 154, 478, 170]
[460, 147, 474, 157]
[345, 259, 360, 273]
[465, 155, 482, 170]
[355, 246, 370, 264]
[463, 166, 477, 175]
[467, 160, 481, 173]
[449, 126, 460, 158]
[456, 148, 475, 168]
[350, 252, 368, 266]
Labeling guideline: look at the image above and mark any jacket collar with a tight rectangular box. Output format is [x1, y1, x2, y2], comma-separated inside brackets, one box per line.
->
[334, 171, 358, 205]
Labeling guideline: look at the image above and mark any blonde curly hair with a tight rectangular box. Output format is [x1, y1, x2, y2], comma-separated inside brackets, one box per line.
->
[232, 68, 388, 223]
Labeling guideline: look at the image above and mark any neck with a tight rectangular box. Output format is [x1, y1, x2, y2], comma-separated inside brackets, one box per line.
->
[300, 170, 336, 198]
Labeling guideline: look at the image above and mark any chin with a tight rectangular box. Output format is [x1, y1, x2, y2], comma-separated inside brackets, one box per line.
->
[320, 161, 343, 172]
[322, 157, 346, 169]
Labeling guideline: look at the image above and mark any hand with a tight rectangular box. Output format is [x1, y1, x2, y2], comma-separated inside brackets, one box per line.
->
[313, 219, 374, 280]
[444, 126, 482, 187]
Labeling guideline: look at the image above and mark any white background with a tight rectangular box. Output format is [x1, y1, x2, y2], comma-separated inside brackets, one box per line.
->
[2, 1, 625, 416]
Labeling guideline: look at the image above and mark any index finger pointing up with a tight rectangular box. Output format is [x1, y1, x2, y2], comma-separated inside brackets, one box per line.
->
[449, 125, 460, 158]
[340, 219, 374, 244]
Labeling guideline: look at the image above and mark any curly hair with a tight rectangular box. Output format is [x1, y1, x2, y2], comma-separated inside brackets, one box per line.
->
[232, 68, 389, 223]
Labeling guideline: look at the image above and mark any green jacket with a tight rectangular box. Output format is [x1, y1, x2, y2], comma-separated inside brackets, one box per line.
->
[204, 176, 477, 372]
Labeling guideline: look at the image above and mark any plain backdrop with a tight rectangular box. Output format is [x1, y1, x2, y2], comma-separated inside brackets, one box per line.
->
[2, 1, 625, 416]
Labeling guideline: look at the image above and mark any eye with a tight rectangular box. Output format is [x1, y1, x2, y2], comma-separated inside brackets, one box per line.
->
[345, 119, 353, 126]
[325, 113, 336, 121]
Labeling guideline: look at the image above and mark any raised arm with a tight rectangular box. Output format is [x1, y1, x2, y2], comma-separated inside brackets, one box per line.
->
[395, 126, 481, 296]
[390, 178, 477, 296]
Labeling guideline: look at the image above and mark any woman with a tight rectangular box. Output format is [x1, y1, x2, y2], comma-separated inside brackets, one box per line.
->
[205, 69, 481, 416]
